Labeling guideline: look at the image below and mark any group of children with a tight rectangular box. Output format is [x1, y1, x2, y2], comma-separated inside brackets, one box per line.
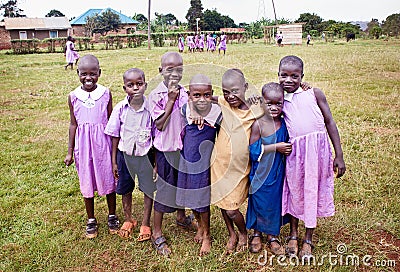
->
[178, 32, 227, 55]
[64, 51, 346, 259]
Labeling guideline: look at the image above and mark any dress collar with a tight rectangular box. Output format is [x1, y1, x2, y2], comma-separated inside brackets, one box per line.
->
[186, 103, 221, 128]
[123, 95, 148, 112]
[74, 84, 107, 101]
[284, 87, 303, 102]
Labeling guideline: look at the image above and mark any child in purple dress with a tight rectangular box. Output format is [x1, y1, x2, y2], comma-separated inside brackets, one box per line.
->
[178, 34, 184, 53]
[64, 36, 79, 70]
[64, 54, 119, 239]
[177, 74, 222, 256]
[218, 32, 227, 55]
[278, 55, 346, 259]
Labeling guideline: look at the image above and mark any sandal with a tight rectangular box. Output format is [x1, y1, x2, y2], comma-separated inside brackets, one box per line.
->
[117, 220, 137, 239]
[267, 237, 285, 255]
[151, 235, 171, 257]
[285, 236, 299, 256]
[176, 214, 198, 230]
[299, 239, 314, 260]
[137, 225, 152, 242]
[249, 233, 263, 253]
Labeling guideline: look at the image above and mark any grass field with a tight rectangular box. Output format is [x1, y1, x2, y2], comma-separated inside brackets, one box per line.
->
[0, 39, 399, 271]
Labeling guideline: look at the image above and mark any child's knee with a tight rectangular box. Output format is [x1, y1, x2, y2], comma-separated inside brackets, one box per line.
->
[226, 209, 240, 219]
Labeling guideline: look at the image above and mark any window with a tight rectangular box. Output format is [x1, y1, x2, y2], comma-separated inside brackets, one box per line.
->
[49, 31, 58, 38]
[19, 31, 27, 39]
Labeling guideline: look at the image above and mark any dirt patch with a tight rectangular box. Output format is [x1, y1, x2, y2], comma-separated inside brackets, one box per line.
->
[368, 229, 399, 262]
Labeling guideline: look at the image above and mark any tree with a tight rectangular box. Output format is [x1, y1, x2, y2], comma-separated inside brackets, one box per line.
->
[382, 13, 400, 37]
[45, 9, 65, 17]
[133, 13, 147, 24]
[84, 10, 122, 36]
[0, 0, 24, 17]
[203, 9, 236, 31]
[296, 13, 323, 34]
[366, 19, 381, 38]
[185, 0, 203, 31]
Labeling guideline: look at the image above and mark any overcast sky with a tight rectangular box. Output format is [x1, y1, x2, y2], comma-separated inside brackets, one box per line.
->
[16, 0, 399, 23]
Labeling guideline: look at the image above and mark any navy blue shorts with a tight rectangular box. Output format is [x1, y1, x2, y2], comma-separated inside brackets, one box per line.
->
[116, 150, 156, 197]
[153, 150, 183, 213]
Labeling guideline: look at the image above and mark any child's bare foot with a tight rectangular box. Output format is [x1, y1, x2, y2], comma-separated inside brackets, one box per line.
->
[225, 233, 238, 255]
[199, 236, 211, 256]
[236, 232, 248, 252]
[194, 228, 204, 244]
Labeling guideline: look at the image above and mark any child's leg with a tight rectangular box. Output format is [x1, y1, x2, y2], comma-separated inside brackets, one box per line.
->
[106, 192, 117, 215]
[225, 209, 248, 251]
[84, 197, 95, 219]
[152, 210, 164, 239]
[142, 194, 153, 227]
[199, 211, 211, 256]
[122, 192, 133, 222]
[192, 211, 203, 243]
[286, 215, 299, 255]
[220, 208, 238, 253]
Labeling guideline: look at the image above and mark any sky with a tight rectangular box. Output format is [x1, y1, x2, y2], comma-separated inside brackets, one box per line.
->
[16, 0, 400, 24]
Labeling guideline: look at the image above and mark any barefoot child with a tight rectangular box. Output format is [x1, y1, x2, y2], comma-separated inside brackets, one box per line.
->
[176, 74, 222, 256]
[64, 54, 119, 239]
[211, 68, 264, 254]
[148, 52, 195, 256]
[105, 68, 156, 242]
[246, 82, 291, 255]
[278, 55, 346, 259]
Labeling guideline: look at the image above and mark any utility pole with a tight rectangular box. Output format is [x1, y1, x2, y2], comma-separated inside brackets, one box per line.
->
[147, 0, 151, 50]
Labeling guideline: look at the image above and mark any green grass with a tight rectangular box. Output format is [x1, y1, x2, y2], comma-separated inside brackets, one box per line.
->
[0, 39, 399, 271]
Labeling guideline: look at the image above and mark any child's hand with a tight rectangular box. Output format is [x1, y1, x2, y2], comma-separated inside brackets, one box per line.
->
[64, 154, 74, 167]
[276, 142, 292, 156]
[112, 163, 119, 180]
[188, 101, 204, 128]
[167, 81, 180, 102]
[246, 94, 263, 105]
[333, 156, 346, 178]
[300, 82, 312, 90]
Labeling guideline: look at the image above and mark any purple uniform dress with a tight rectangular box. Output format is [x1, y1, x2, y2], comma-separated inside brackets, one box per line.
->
[178, 37, 185, 51]
[282, 88, 335, 228]
[176, 104, 222, 212]
[148, 82, 188, 213]
[219, 34, 227, 50]
[65, 40, 79, 63]
[70, 84, 115, 198]
[198, 34, 205, 49]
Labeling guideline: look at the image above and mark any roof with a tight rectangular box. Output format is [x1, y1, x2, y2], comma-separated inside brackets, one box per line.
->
[70, 8, 139, 25]
[4, 17, 71, 30]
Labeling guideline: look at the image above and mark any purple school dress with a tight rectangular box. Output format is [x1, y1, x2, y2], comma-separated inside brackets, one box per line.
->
[70, 85, 115, 198]
[219, 34, 227, 50]
[282, 88, 335, 228]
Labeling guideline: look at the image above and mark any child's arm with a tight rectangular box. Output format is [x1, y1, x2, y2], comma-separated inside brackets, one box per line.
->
[314, 88, 346, 178]
[154, 82, 180, 131]
[111, 137, 120, 180]
[64, 95, 77, 166]
[107, 91, 113, 119]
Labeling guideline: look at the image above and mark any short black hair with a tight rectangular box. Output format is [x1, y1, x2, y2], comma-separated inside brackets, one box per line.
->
[261, 82, 283, 97]
[279, 55, 304, 72]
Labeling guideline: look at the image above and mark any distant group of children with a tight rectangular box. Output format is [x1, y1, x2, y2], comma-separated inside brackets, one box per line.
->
[64, 51, 346, 259]
[178, 32, 227, 55]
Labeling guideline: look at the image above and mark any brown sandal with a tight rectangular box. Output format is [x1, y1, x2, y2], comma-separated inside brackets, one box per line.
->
[267, 237, 285, 255]
[137, 225, 152, 242]
[285, 236, 299, 256]
[117, 220, 137, 239]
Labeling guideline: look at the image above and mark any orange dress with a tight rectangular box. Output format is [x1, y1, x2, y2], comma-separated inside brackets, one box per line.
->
[211, 96, 264, 210]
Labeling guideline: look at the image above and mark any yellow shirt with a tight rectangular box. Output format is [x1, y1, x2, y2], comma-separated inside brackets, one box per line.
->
[211, 96, 264, 210]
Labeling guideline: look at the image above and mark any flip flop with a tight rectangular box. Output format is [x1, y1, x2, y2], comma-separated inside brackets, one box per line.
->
[137, 225, 152, 242]
[117, 220, 137, 239]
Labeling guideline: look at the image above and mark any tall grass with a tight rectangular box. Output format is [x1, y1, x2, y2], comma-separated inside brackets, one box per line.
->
[0, 39, 399, 271]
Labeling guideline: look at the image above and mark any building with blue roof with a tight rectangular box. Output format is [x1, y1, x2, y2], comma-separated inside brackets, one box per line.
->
[70, 8, 139, 38]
